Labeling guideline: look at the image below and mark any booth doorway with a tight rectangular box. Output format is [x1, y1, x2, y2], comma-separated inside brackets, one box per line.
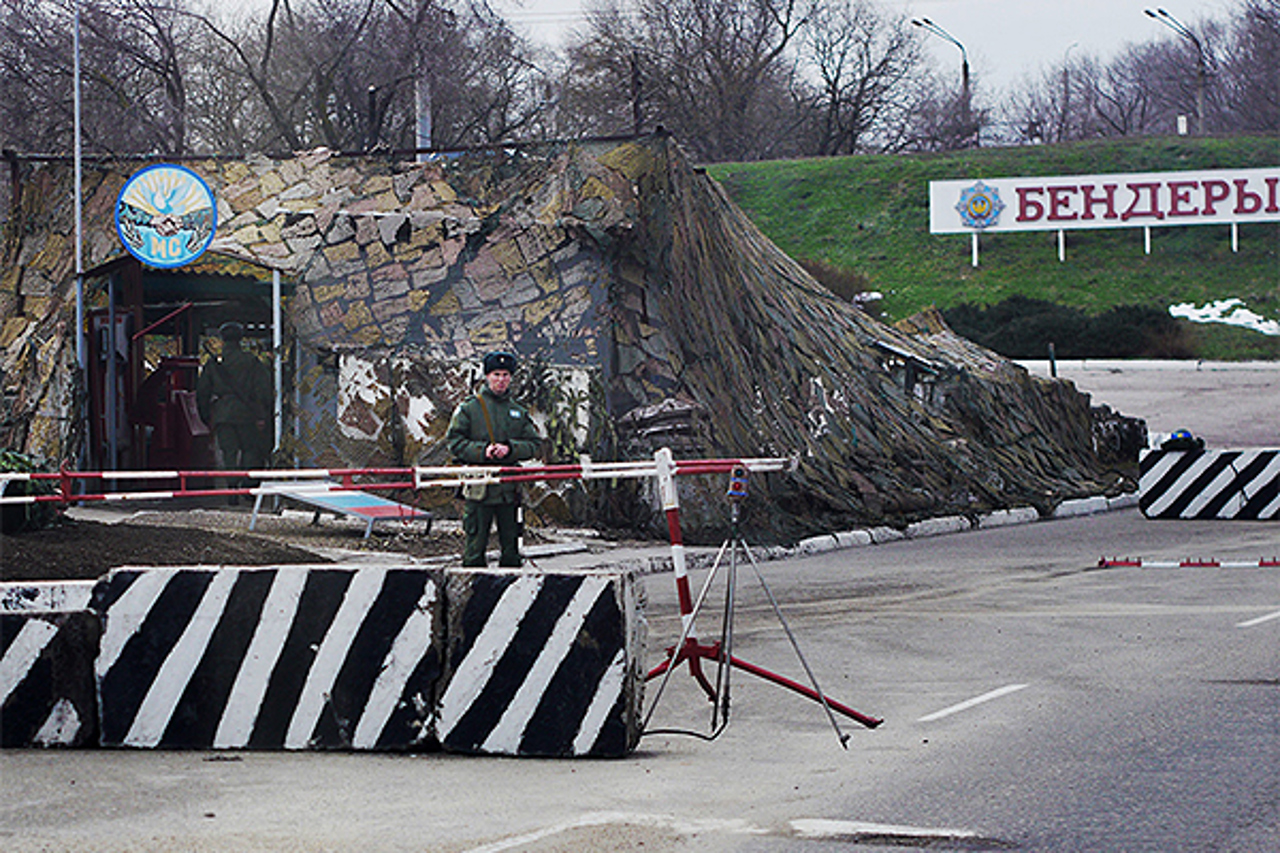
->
[83, 253, 292, 473]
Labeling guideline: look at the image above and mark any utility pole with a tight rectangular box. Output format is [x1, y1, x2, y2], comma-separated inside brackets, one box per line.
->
[912, 17, 972, 147]
[1145, 8, 1208, 135]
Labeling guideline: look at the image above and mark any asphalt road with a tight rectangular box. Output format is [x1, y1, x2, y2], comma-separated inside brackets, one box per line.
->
[3, 362, 1278, 852]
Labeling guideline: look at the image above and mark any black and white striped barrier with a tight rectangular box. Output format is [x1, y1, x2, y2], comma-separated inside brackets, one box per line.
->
[1, 610, 99, 747]
[91, 566, 444, 751]
[16, 563, 645, 756]
[438, 569, 646, 757]
[1140, 449, 1280, 520]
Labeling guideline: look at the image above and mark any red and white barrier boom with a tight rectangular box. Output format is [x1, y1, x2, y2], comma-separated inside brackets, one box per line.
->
[5, 448, 882, 739]
[416, 449, 883, 740]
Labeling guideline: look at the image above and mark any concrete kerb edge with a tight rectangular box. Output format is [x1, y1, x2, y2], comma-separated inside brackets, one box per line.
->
[605, 492, 1139, 576]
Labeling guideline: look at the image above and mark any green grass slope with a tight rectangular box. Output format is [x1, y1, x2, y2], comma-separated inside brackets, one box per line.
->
[708, 136, 1280, 359]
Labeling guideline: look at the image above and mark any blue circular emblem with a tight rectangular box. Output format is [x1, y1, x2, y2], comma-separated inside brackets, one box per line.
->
[115, 164, 217, 268]
[955, 181, 1005, 230]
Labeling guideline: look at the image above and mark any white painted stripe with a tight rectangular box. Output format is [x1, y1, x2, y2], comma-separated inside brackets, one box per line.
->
[573, 648, 626, 755]
[482, 576, 609, 753]
[1186, 458, 1246, 517]
[0, 619, 58, 700]
[791, 819, 978, 841]
[285, 568, 388, 749]
[125, 570, 238, 747]
[96, 570, 175, 677]
[1237, 609, 1280, 628]
[352, 581, 439, 749]
[107, 490, 180, 501]
[437, 575, 543, 739]
[1139, 450, 1184, 494]
[917, 683, 1029, 723]
[214, 568, 308, 749]
[1146, 454, 1218, 517]
[461, 812, 764, 853]
[34, 697, 82, 746]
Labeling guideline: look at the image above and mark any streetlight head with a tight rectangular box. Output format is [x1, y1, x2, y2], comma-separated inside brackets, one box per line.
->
[1144, 8, 1158, 18]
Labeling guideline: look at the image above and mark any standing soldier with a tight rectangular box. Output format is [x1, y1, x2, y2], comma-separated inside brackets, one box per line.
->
[196, 321, 272, 500]
[446, 351, 543, 567]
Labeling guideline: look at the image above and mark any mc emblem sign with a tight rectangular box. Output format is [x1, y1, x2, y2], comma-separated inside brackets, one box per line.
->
[114, 164, 217, 268]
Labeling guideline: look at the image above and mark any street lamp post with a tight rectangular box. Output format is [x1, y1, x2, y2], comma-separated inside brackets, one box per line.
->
[1145, 8, 1207, 135]
[912, 17, 972, 146]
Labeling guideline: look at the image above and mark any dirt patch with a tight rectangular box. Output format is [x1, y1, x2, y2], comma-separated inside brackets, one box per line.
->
[0, 505, 464, 582]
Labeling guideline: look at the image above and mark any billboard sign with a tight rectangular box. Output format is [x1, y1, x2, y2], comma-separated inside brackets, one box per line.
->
[930, 167, 1280, 234]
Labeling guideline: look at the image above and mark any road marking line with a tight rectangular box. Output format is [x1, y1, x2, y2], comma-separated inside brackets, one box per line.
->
[1237, 609, 1280, 628]
[917, 683, 1029, 722]
[461, 812, 764, 853]
[791, 819, 979, 842]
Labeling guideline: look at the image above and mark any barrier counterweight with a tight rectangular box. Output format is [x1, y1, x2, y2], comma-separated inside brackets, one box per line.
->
[1140, 449, 1280, 520]
[438, 569, 645, 757]
[92, 566, 443, 751]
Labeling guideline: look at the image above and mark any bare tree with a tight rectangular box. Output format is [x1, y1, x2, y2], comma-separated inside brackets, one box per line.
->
[1003, 51, 1104, 145]
[797, 0, 922, 155]
[568, 0, 816, 162]
[1220, 0, 1280, 132]
[1, 0, 198, 156]
[189, 0, 546, 154]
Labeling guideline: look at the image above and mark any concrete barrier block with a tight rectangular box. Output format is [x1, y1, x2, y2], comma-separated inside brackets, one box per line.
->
[834, 530, 874, 549]
[797, 535, 838, 555]
[906, 516, 970, 538]
[2, 581, 95, 614]
[1, 610, 99, 747]
[1140, 448, 1280, 520]
[977, 507, 1040, 528]
[868, 526, 905, 544]
[438, 568, 646, 758]
[92, 566, 443, 751]
[1055, 496, 1110, 518]
[1108, 493, 1140, 510]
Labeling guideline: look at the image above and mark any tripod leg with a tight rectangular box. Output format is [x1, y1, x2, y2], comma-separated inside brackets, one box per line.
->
[740, 540, 881, 742]
[726, 654, 882, 730]
[642, 542, 732, 731]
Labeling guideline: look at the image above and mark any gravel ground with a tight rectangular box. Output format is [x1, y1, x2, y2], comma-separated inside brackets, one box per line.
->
[0, 502, 566, 582]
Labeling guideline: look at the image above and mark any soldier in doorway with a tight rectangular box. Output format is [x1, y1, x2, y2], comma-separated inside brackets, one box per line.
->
[196, 322, 272, 500]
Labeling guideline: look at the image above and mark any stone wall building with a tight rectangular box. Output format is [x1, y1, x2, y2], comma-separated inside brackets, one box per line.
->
[0, 134, 1133, 541]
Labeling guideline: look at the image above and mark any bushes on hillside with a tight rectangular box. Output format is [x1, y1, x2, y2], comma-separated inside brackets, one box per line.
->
[943, 297, 1196, 359]
[799, 259, 883, 319]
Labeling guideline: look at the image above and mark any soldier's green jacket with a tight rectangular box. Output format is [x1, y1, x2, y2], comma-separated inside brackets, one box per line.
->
[446, 386, 542, 504]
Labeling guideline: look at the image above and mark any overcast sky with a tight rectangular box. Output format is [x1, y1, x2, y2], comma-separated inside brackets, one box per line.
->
[498, 0, 1235, 93]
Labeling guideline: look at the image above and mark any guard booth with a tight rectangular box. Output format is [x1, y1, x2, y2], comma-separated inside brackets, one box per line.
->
[82, 252, 292, 474]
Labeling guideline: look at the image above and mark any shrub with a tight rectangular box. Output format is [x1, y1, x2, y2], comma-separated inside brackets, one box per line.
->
[0, 449, 59, 534]
[943, 297, 1198, 359]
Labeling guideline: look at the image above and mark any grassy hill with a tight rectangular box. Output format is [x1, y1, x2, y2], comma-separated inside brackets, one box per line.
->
[707, 136, 1280, 359]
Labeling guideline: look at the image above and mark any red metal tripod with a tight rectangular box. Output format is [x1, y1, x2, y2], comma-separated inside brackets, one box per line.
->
[642, 452, 882, 746]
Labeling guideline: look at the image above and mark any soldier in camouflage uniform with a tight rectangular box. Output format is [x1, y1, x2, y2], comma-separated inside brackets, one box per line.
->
[196, 322, 272, 498]
[446, 351, 543, 566]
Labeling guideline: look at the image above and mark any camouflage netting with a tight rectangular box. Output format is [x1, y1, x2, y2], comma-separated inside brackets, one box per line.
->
[0, 133, 1134, 543]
